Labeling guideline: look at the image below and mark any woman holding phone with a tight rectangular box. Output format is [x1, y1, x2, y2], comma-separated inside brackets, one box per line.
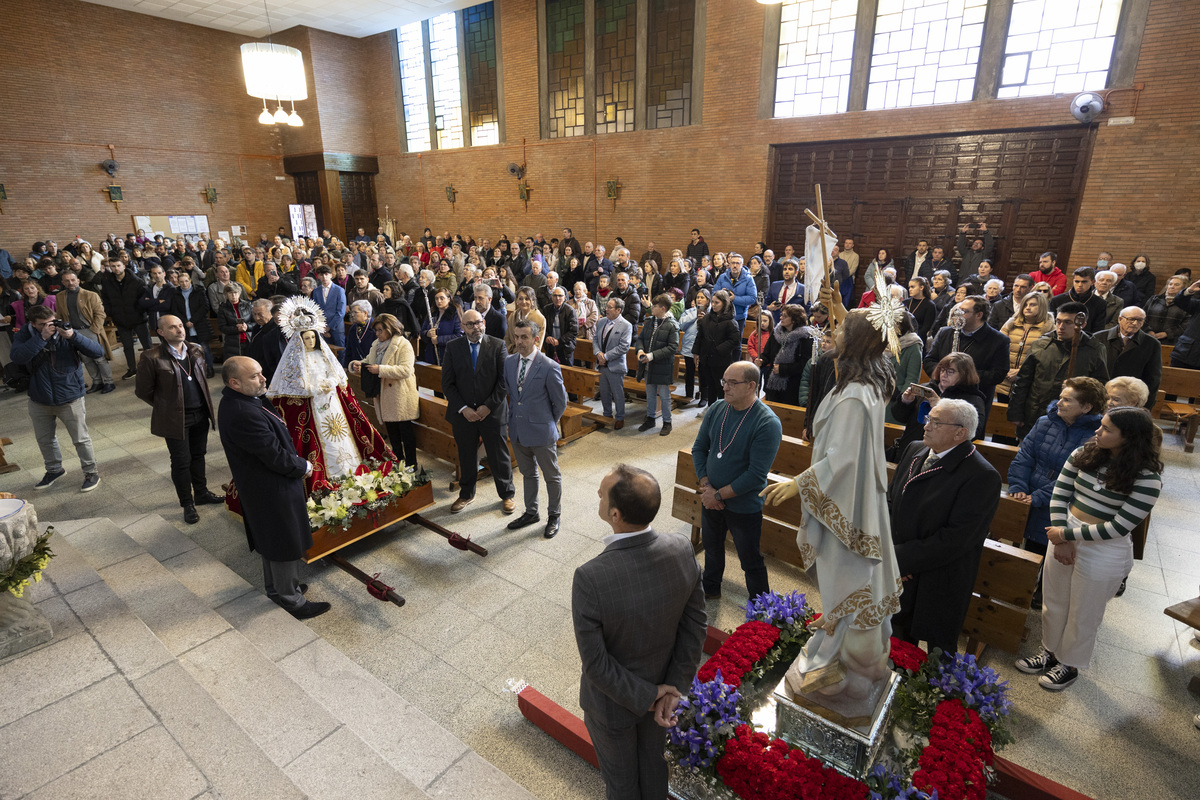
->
[888, 351, 986, 457]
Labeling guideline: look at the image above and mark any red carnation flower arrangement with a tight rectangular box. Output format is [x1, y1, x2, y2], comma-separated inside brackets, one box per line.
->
[889, 637, 929, 673]
[911, 699, 994, 800]
[696, 621, 780, 688]
[716, 724, 870, 800]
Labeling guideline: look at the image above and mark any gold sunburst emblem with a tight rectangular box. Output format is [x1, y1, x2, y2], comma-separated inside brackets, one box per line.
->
[320, 412, 350, 440]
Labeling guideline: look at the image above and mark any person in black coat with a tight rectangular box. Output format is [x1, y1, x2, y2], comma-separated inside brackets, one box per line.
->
[99, 259, 152, 378]
[440, 309, 516, 514]
[542, 288, 578, 365]
[168, 272, 214, 374]
[217, 357, 330, 619]
[1101, 310, 1162, 407]
[247, 314, 288, 386]
[888, 399, 1001, 655]
[923, 295, 1010, 404]
[890, 351, 988, 457]
[693, 289, 741, 408]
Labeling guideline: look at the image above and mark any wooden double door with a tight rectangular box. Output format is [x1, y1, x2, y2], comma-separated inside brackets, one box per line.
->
[768, 126, 1097, 289]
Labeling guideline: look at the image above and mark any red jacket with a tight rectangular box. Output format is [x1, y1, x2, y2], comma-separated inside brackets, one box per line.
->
[1030, 266, 1067, 296]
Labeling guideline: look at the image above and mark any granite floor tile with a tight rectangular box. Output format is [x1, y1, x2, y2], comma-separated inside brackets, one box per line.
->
[26, 725, 207, 800]
[425, 750, 538, 800]
[121, 512, 199, 561]
[178, 629, 339, 767]
[64, 518, 143, 570]
[134, 661, 305, 800]
[0, 674, 156, 798]
[99, 552, 230, 656]
[62, 580, 174, 680]
[284, 726, 429, 800]
[215, 590, 318, 662]
[0, 631, 114, 726]
[162, 545, 256, 609]
[442, 620, 530, 687]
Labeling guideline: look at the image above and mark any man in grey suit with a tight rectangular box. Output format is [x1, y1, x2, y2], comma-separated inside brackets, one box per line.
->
[572, 464, 707, 800]
[594, 296, 633, 429]
[505, 318, 568, 538]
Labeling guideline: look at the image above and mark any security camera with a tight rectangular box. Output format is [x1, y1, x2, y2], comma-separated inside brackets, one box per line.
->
[1070, 92, 1106, 124]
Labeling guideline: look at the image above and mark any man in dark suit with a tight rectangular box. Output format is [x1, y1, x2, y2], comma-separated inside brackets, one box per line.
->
[923, 295, 1010, 404]
[764, 259, 806, 323]
[248, 300, 288, 385]
[542, 286, 578, 366]
[505, 318, 568, 538]
[441, 308, 516, 515]
[1102, 307, 1161, 408]
[573, 464, 706, 800]
[888, 398, 1000, 655]
[471, 282, 507, 340]
[218, 357, 330, 619]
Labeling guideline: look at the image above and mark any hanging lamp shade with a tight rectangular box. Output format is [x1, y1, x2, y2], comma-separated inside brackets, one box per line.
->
[240, 43, 308, 102]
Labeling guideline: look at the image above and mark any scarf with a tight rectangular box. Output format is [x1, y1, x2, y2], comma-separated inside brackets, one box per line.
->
[765, 325, 810, 391]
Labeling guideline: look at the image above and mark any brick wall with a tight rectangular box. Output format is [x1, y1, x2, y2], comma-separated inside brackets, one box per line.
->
[0, 0, 298, 248]
[3, 0, 1197, 291]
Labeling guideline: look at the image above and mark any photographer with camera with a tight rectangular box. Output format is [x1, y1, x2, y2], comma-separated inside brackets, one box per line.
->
[55, 270, 115, 393]
[11, 305, 104, 491]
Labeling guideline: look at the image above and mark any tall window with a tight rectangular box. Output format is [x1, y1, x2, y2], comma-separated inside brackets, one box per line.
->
[647, 0, 696, 129]
[998, 0, 1124, 98]
[464, 3, 501, 145]
[547, 0, 588, 138]
[865, 0, 987, 111]
[395, 3, 501, 152]
[595, 0, 637, 134]
[543, 0, 698, 137]
[774, 0, 858, 118]
[398, 22, 431, 152]
[429, 13, 464, 149]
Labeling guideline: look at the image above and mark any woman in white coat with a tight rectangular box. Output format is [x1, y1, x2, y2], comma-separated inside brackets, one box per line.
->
[350, 313, 419, 469]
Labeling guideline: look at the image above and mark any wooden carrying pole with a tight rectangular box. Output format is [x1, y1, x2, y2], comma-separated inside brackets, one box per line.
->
[803, 184, 838, 334]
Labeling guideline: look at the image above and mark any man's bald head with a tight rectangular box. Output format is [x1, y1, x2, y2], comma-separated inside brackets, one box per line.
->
[461, 309, 485, 342]
[222, 356, 267, 396]
[157, 314, 185, 345]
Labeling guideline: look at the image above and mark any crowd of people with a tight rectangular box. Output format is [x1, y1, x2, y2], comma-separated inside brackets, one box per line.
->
[1, 219, 1187, 791]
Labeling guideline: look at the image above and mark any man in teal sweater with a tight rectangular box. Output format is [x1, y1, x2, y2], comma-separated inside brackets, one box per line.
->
[691, 360, 783, 600]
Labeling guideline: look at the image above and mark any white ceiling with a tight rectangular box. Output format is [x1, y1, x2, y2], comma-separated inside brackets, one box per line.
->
[82, 0, 474, 39]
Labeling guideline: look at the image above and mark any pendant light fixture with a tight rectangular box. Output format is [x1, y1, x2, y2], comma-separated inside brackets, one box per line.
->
[241, 0, 307, 126]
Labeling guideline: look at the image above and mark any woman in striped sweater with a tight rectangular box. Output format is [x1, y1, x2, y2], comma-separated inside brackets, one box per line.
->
[1016, 406, 1163, 690]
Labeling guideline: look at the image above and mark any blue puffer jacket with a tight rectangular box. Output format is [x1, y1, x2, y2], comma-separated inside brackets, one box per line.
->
[678, 306, 700, 357]
[10, 323, 104, 406]
[1006, 400, 1101, 544]
[713, 268, 757, 322]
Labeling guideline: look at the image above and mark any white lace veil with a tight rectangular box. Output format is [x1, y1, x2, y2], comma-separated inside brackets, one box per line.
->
[267, 296, 349, 398]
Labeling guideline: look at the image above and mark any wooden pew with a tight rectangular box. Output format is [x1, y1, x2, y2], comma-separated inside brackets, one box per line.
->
[672, 442, 1041, 656]
[574, 337, 595, 367]
[764, 400, 805, 437]
[1162, 344, 1173, 366]
[1154, 366, 1200, 452]
[1163, 597, 1200, 697]
[985, 401, 1019, 440]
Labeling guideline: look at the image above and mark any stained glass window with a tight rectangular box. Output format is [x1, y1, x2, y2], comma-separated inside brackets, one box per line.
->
[546, 0, 587, 138]
[429, 13, 464, 149]
[774, 0, 857, 118]
[464, 3, 500, 146]
[997, 0, 1124, 98]
[865, 0, 987, 111]
[397, 22, 431, 152]
[647, 0, 695, 129]
[595, 0, 637, 134]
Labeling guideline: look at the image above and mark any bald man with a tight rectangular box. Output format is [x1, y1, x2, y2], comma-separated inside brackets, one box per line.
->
[135, 314, 221, 524]
[218, 357, 329, 619]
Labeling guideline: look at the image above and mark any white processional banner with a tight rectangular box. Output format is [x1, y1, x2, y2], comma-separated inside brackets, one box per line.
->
[804, 223, 838, 307]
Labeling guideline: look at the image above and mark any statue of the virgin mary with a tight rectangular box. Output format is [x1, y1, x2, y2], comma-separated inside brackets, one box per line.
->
[269, 297, 394, 492]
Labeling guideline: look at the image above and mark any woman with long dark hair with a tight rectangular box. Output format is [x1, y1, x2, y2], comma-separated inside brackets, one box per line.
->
[764, 305, 812, 405]
[419, 288, 462, 364]
[889, 351, 987, 456]
[905, 276, 936, 341]
[1016, 406, 1162, 691]
[693, 289, 740, 409]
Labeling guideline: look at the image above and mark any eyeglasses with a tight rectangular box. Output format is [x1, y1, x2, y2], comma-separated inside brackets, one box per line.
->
[924, 419, 964, 429]
[720, 379, 752, 387]
[463, 320, 485, 327]
[1120, 317, 1145, 325]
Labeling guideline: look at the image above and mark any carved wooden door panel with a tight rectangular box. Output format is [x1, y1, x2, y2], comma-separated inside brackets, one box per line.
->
[767, 126, 1095, 290]
[339, 173, 378, 243]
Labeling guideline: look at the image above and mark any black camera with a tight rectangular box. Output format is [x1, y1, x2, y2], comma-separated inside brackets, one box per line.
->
[50, 319, 71, 329]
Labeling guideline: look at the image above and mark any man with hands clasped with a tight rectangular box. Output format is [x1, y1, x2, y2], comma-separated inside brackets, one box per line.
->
[572, 464, 706, 800]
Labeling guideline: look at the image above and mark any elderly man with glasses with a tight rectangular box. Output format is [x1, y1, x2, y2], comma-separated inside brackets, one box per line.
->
[690, 360, 782, 601]
[887, 398, 1001, 655]
[1101, 307, 1161, 408]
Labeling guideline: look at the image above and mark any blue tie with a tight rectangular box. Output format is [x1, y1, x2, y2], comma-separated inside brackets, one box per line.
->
[470, 340, 479, 370]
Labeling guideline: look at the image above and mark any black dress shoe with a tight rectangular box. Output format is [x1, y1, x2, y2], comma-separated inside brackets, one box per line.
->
[543, 516, 560, 539]
[288, 600, 331, 619]
[87, 383, 101, 393]
[122, 369, 137, 380]
[193, 489, 224, 505]
[183, 504, 199, 524]
[506, 510, 541, 530]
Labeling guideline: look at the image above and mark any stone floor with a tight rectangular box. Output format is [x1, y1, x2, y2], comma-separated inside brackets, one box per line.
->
[1, 373, 1198, 799]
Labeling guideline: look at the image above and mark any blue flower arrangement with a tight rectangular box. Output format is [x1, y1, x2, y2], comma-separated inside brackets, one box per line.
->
[744, 590, 810, 628]
[928, 652, 1012, 725]
[666, 671, 744, 771]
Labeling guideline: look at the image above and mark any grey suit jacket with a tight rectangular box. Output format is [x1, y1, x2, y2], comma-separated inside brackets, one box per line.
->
[593, 314, 633, 374]
[505, 351, 567, 447]
[572, 529, 706, 728]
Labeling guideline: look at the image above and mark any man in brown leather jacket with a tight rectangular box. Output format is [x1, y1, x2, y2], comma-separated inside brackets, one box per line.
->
[135, 314, 222, 524]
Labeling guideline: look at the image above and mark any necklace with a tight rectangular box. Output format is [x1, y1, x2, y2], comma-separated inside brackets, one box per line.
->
[716, 403, 753, 459]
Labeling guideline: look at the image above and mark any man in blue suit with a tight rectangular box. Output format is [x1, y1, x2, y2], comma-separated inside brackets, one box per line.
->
[311, 265, 346, 347]
[505, 318, 568, 538]
[594, 297, 633, 429]
[764, 258, 807, 323]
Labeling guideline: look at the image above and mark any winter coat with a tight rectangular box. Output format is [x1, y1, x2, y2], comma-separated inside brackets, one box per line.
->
[217, 299, 253, 358]
[890, 380, 988, 457]
[678, 307, 700, 357]
[364, 335, 418, 423]
[712, 269, 757, 322]
[1128, 267, 1157, 307]
[1006, 401, 1102, 544]
[11, 324, 104, 406]
[636, 314, 679, 385]
[886, 333, 924, 424]
[1143, 292, 1190, 343]
[1007, 331, 1109, 426]
[998, 318, 1052, 395]
[765, 325, 813, 405]
[99, 271, 147, 328]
